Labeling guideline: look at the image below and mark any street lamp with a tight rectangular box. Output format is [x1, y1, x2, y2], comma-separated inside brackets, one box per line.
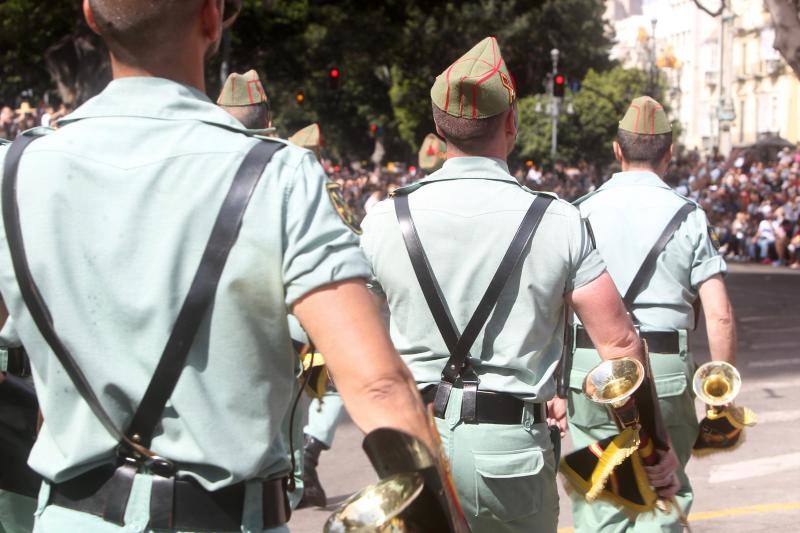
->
[550, 48, 560, 159]
[649, 18, 658, 96]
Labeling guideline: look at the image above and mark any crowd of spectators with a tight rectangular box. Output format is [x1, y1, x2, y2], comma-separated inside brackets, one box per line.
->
[324, 146, 800, 269]
[0, 100, 71, 140]
[4, 95, 797, 269]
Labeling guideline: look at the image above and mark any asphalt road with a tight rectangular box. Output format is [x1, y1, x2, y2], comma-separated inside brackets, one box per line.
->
[291, 263, 800, 532]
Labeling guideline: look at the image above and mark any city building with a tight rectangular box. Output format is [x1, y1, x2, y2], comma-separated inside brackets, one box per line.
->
[605, 0, 800, 155]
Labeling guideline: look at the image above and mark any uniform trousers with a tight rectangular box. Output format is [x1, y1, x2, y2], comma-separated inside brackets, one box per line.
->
[304, 391, 344, 448]
[32, 476, 288, 533]
[566, 335, 700, 533]
[0, 489, 35, 533]
[433, 386, 559, 533]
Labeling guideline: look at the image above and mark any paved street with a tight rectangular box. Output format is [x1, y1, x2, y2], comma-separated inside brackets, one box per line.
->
[291, 263, 800, 532]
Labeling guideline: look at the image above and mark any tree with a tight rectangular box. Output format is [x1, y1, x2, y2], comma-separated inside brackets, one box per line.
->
[764, 0, 800, 78]
[516, 67, 652, 170]
[0, 0, 614, 161]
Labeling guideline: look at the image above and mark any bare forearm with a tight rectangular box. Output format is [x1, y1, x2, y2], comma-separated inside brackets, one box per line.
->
[698, 275, 737, 366]
[293, 280, 433, 447]
[568, 272, 644, 363]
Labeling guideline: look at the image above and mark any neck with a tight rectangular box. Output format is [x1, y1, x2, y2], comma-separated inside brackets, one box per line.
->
[621, 163, 661, 176]
[446, 144, 507, 162]
[109, 53, 206, 93]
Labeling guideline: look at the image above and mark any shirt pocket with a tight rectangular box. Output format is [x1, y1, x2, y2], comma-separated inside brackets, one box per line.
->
[472, 448, 544, 522]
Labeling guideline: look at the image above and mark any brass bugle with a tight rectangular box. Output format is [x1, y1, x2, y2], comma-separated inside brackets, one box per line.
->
[583, 357, 645, 409]
[692, 361, 741, 407]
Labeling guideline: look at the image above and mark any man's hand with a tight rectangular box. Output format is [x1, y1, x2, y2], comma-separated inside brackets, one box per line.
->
[645, 448, 680, 499]
[293, 279, 435, 449]
[546, 397, 567, 437]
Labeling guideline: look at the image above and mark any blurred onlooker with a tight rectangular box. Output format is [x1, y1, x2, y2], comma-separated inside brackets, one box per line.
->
[1, 106, 16, 139]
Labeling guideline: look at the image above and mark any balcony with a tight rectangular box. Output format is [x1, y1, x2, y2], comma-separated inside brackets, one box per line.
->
[765, 59, 784, 76]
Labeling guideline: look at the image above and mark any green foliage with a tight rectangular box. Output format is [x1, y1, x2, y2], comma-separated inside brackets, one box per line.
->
[1, 0, 613, 161]
[516, 67, 653, 169]
[0, 0, 81, 104]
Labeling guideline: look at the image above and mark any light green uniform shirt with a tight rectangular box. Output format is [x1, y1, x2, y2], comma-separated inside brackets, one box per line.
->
[576, 171, 726, 330]
[360, 157, 605, 400]
[0, 77, 370, 490]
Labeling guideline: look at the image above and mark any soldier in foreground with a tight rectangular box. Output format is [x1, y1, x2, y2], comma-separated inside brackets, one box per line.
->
[359, 37, 678, 532]
[567, 96, 737, 532]
[0, 1, 434, 531]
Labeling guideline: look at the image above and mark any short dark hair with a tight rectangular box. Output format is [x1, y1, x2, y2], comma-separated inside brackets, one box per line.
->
[432, 103, 506, 154]
[616, 130, 673, 168]
[89, 0, 205, 64]
[221, 103, 269, 130]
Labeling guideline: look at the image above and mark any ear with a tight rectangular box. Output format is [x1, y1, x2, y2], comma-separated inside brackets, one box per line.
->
[506, 107, 517, 135]
[613, 140, 624, 164]
[200, 0, 224, 44]
[83, 0, 101, 35]
[665, 143, 674, 164]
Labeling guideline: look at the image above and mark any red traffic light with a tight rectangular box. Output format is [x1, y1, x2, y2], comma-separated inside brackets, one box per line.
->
[329, 68, 340, 79]
[295, 90, 305, 104]
[554, 74, 565, 85]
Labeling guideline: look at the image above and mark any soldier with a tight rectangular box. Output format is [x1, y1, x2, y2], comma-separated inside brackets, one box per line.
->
[217, 69, 275, 134]
[0, 1, 434, 532]
[418, 133, 447, 174]
[359, 37, 678, 533]
[567, 96, 737, 532]
[287, 124, 322, 160]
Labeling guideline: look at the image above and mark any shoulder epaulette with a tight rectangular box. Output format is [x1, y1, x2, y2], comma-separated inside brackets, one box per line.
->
[572, 188, 602, 207]
[520, 185, 559, 199]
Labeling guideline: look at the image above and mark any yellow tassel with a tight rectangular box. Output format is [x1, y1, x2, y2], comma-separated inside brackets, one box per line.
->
[585, 427, 641, 501]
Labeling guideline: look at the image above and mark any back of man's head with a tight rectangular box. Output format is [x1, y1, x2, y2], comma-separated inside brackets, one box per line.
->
[432, 104, 505, 154]
[87, 0, 205, 64]
[615, 130, 673, 169]
[615, 96, 673, 170]
[221, 104, 269, 130]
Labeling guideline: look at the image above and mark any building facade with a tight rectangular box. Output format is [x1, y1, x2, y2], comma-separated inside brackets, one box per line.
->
[605, 0, 800, 155]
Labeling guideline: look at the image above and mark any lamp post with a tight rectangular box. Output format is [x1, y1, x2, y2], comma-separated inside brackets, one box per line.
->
[550, 48, 560, 159]
[649, 18, 658, 96]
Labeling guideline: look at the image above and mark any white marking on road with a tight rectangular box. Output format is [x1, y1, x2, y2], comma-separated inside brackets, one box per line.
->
[709, 452, 800, 484]
[748, 357, 800, 368]
[754, 410, 800, 424]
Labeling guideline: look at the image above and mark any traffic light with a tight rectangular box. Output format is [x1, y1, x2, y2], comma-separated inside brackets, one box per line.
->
[295, 89, 305, 105]
[329, 67, 340, 90]
[553, 73, 566, 98]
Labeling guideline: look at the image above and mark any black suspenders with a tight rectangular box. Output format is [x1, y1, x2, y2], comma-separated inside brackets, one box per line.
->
[2, 134, 284, 464]
[622, 202, 696, 322]
[394, 192, 553, 422]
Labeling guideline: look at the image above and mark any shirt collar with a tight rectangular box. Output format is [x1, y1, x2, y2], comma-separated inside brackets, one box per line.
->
[421, 156, 517, 185]
[58, 77, 250, 133]
[598, 170, 673, 192]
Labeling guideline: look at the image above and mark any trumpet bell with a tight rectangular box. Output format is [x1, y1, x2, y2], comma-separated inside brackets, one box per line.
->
[583, 358, 645, 408]
[324, 472, 424, 533]
[693, 361, 741, 406]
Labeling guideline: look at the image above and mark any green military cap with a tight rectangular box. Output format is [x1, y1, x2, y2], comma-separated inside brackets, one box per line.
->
[217, 69, 268, 107]
[618, 96, 672, 135]
[418, 133, 447, 173]
[288, 123, 322, 158]
[431, 36, 516, 119]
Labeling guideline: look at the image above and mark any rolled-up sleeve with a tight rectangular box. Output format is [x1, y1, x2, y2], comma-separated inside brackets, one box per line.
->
[567, 217, 606, 292]
[282, 152, 371, 307]
[689, 208, 727, 289]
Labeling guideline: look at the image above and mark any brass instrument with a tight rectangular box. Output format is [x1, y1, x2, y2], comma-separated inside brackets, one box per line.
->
[324, 427, 470, 533]
[583, 358, 645, 411]
[692, 361, 741, 407]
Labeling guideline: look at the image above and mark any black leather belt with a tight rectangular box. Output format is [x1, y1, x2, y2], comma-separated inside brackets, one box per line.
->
[421, 385, 545, 425]
[4, 347, 30, 378]
[48, 464, 290, 531]
[575, 326, 682, 354]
